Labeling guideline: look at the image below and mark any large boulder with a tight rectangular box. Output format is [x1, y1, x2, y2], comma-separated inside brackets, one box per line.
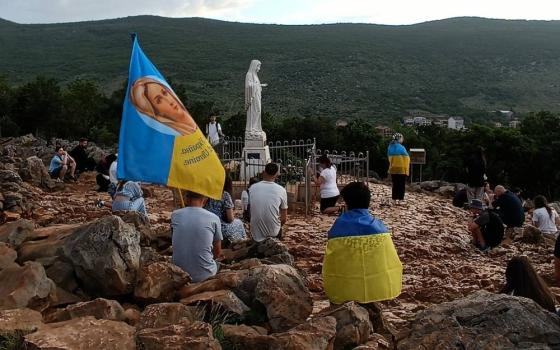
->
[317, 302, 373, 349]
[61, 216, 141, 296]
[17, 224, 80, 264]
[136, 320, 221, 350]
[0, 308, 44, 335]
[138, 303, 198, 330]
[18, 156, 54, 189]
[178, 264, 313, 333]
[243, 264, 313, 332]
[134, 261, 190, 302]
[24, 316, 136, 350]
[181, 290, 250, 320]
[44, 298, 125, 323]
[223, 316, 337, 350]
[0, 261, 56, 311]
[398, 290, 560, 349]
[0, 218, 34, 248]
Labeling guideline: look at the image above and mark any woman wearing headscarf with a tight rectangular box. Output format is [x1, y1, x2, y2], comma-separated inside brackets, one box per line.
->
[387, 133, 410, 204]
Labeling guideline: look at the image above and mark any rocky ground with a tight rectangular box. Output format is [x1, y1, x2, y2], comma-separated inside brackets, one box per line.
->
[2, 135, 560, 349]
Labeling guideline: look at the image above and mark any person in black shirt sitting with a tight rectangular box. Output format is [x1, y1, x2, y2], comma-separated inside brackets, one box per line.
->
[69, 138, 96, 173]
[492, 185, 525, 229]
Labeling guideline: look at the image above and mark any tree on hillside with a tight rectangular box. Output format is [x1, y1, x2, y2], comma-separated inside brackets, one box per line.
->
[11, 77, 63, 138]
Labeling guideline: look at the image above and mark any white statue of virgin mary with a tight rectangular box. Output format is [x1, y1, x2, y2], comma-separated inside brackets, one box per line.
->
[245, 60, 267, 137]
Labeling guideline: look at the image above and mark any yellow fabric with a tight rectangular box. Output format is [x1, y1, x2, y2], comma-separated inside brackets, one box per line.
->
[167, 129, 225, 200]
[322, 233, 403, 304]
[388, 155, 410, 176]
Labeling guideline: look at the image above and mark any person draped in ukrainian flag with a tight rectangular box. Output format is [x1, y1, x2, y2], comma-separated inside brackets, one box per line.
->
[322, 182, 402, 304]
[387, 133, 410, 205]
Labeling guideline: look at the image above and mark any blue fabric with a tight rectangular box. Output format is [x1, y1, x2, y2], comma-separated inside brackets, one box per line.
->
[117, 36, 175, 184]
[49, 155, 63, 173]
[328, 209, 389, 239]
[387, 141, 409, 157]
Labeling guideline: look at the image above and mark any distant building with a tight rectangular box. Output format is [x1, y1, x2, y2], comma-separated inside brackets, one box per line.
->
[494, 122, 503, 128]
[430, 116, 449, 127]
[414, 117, 431, 126]
[448, 116, 465, 130]
[499, 110, 515, 119]
[375, 126, 393, 138]
[335, 119, 348, 128]
[509, 119, 521, 128]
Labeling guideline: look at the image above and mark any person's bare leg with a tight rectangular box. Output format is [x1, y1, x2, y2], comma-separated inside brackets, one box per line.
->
[59, 165, 68, 180]
[470, 226, 486, 248]
[68, 161, 76, 178]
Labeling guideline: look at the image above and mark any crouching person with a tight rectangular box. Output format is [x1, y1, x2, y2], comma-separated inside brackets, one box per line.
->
[322, 182, 403, 304]
[172, 191, 223, 283]
[468, 199, 504, 251]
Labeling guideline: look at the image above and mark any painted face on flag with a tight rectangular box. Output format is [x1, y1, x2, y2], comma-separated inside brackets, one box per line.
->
[130, 77, 197, 136]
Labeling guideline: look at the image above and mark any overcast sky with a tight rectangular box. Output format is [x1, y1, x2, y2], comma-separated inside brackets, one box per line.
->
[2, 0, 560, 25]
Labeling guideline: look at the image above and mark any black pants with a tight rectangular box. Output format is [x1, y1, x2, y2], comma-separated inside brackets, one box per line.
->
[391, 174, 406, 200]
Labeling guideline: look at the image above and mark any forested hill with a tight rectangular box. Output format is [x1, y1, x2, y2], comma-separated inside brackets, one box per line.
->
[2, 16, 560, 119]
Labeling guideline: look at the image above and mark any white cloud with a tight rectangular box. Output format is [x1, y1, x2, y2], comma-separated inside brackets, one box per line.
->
[0, 0, 253, 23]
[1, 0, 560, 24]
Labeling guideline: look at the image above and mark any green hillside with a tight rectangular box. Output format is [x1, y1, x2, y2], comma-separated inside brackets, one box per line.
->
[2, 16, 560, 119]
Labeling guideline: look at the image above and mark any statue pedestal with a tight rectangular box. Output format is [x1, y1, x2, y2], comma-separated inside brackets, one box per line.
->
[241, 131, 270, 180]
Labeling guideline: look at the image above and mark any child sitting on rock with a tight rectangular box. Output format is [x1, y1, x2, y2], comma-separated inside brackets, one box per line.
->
[322, 181, 402, 304]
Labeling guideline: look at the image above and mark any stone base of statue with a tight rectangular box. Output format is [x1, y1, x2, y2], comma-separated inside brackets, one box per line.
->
[241, 130, 270, 180]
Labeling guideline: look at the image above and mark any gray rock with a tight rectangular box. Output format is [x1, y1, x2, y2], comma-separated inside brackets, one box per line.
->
[180, 289, 250, 319]
[398, 290, 560, 349]
[45, 298, 125, 323]
[224, 316, 337, 350]
[0, 308, 44, 336]
[24, 316, 136, 350]
[18, 156, 54, 189]
[0, 242, 17, 270]
[238, 264, 313, 332]
[0, 261, 56, 311]
[61, 216, 141, 296]
[250, 237, 295, 266]
[137, 320, 221, 350]
[0, 170, 23, 184]
[317, 302, 373, 349]
[138, 303, 198, 330]
[134, 261, 190, 302]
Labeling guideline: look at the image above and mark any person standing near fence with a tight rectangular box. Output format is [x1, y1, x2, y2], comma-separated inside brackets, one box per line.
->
[387, 133, 410, 205]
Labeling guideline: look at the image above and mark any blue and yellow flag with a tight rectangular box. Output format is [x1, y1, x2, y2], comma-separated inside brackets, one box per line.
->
[117, 35, 224, 199]
[387, 141, 410, 176]
[322, 209, 402, 304]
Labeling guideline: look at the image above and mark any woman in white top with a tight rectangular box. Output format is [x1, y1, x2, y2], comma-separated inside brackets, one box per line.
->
[532, 195, 560, 237]
[314, 155, 340, 214]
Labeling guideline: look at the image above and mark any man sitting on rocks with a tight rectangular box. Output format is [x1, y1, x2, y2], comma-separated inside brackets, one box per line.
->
[69, 138, 96, 173]
[322, 182, 402, 304]
[249, 163, 288, 242]
[468, 199, 504, 251]
[171, 191, 223, 283]
[492, 185, 525, 231]
[48, 146, 76, 182]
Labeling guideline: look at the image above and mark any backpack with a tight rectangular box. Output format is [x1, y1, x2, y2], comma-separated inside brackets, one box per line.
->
[482, 210, 505, 247]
